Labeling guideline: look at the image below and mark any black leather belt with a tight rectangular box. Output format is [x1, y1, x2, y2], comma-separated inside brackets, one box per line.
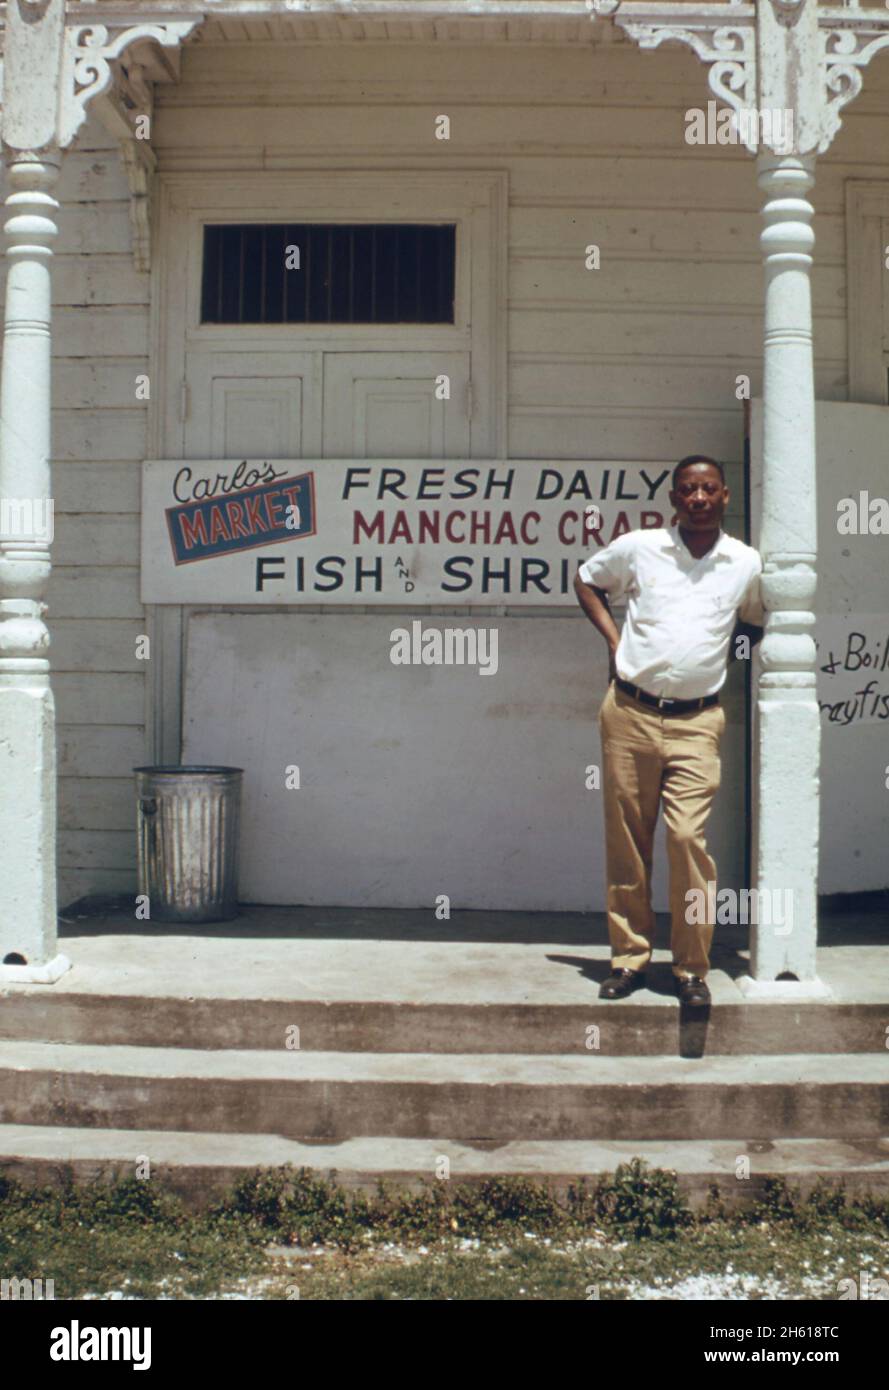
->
[615, 676, 719, 715]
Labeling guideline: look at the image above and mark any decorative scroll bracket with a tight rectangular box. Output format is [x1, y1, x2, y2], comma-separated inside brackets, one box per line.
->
[588, 0, 889, 156]
[57, 18, 200, 271]
[58, 20, 201, 149]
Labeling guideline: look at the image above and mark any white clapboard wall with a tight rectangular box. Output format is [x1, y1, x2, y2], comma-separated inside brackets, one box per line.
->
[0, 34, 887, 906]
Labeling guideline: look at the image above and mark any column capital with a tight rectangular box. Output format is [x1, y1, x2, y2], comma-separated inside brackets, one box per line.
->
[588, 0, 889, 155]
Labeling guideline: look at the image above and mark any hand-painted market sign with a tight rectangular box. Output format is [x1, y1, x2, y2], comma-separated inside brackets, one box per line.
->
[140, 459, 675, 606]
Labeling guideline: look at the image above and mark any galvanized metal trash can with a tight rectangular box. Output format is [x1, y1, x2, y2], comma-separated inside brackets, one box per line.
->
[134, 766, 243, 922]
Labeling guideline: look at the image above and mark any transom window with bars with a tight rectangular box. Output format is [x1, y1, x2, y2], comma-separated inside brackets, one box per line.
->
[200, 223, 457, 325]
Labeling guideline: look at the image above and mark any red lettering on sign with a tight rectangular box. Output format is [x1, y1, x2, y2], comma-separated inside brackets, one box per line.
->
[264, 490, 285, 528]
[493, 513, 517, 545]
[354, 510, 384, 543]
[520, 512, 540, 545]
[179, 511, 209, 551]
[244, 496, 270, 532]
[418, 511, 440, 543]
[225, 500, 251, 540]
[208, 505, 231, 544]
[445, 511, 466, 543]
[388, 510, 413, 543]
[558, 511, 577, 545]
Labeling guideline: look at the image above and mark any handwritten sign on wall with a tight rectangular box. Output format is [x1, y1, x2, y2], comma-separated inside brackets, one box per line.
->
[816, 617, 889, 726]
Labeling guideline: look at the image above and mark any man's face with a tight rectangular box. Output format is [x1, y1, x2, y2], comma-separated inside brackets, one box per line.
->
[669, 463, 729, 532]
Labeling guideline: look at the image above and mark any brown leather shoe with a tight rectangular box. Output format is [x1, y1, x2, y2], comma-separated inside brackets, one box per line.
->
[676, 974, 710, 1006]
[599, 968, 646, 1000]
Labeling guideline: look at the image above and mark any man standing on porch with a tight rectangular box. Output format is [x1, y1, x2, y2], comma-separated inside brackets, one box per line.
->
[573, 457, 764, 1006]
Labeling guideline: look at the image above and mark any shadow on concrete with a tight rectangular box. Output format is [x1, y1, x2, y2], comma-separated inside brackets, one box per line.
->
[58, 892, 889, 948]
[535, 953, 713, 1055]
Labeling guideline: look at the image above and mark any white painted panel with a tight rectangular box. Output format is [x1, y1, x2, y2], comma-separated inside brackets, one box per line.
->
[751, 399, 889, 894]
[48, 568, 143, 620]
[52, 515, 139, 568]
[57, 830, 134, 871]
[323, 352, 470, 457]
[185, 352, 322, 459]
[54, 308, 147, 356]
[52, 462, 141, 514]
[510, 310, 845, 361]
[813, 402, 889, 893]
[508, 412, 744, 462]
[54, 674, 145, 726]
[54, 204, 135, 255]
[52, 620, 146, 673]
[57, 725, 147, 779]
[58, 778, 134, 832]
[182, 612, 746, 911]
[51, 411, 146, 462]
[511, 257, 847, 313]
[69, 114, 121, 154]
[53, 256, 149, 308]
[54, 362, 149, 411]
[510, 208, 847, 265]
[56, 151, 131, 204]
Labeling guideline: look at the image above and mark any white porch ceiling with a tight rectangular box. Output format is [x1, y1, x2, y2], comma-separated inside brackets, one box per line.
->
[192, 17, 608, 46]
[0, 2, 625, 48]
[160, 2, 617, 48]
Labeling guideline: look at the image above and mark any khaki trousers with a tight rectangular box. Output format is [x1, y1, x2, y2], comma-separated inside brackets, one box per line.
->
[597, 680, 726, 979]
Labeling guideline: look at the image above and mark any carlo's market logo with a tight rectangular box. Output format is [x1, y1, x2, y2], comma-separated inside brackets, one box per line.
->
[165, 462, 316, 566]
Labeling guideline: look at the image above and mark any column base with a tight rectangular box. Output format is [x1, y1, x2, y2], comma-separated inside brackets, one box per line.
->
[736, 975, 831, 1002]
[0, 953, 71, 985]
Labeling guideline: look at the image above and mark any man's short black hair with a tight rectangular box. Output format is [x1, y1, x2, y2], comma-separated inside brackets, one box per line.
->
[672, 454, 726, 489]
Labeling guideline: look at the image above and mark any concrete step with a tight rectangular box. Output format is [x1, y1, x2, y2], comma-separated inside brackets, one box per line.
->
[1, 1041, 888, 1142]
[2, 1124, 889, 1207]
[2, 987, 887, 1055]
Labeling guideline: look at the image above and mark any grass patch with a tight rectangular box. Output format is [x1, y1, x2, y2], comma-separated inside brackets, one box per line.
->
[1, 1164, 888, 1300]
[0, 1169, 265, 1300]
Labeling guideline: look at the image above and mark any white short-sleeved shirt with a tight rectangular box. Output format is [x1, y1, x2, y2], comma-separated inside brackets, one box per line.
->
[578, 523, 765, 699]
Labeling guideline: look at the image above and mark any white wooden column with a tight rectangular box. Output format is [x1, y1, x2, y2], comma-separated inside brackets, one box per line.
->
[0, 0, 69, 981]
[745, 0, 824, 993]
[0, 3, 200, 981]
[746, 152, 824, 993]
[0, 147, 67, 982]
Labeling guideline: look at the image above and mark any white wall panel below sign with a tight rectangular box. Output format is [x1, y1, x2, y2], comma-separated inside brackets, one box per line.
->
[181, 613, 603, 909]
[141, 459, 675, 605]
[181, 612, 751, 912]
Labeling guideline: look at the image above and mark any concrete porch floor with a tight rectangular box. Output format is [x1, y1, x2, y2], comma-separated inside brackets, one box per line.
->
[29, 897, 889, 1007]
